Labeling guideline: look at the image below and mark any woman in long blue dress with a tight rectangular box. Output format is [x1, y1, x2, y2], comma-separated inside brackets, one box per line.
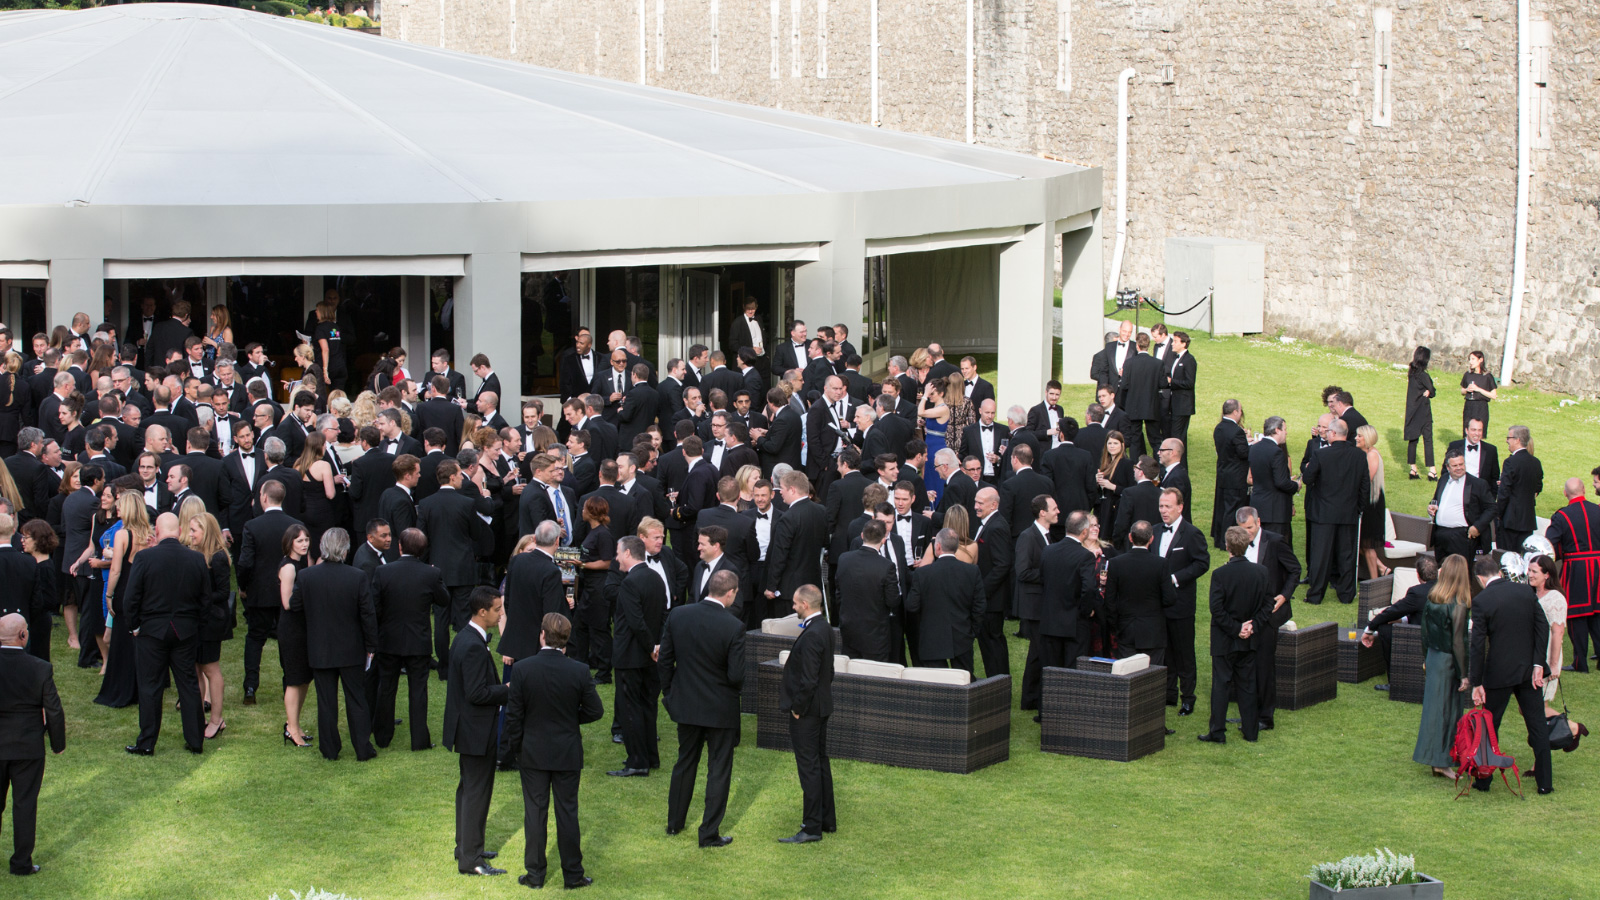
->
[918, 378, 953, 507]
[94, 491, 148, 708]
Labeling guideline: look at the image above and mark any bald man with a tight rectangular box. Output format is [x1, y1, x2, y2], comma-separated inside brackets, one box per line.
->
[123, 513, 212, 755]
[0, 613, 66, 876]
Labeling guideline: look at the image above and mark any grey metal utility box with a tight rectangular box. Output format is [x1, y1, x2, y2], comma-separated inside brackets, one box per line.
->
[1163, 237, 1265, 335]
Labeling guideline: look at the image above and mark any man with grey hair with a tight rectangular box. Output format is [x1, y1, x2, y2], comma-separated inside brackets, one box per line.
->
[1302, 418, 1369, 605]
[255, 435, 303, 518]
[905, 527, 986, 671]
[1037, 510, 1098, 672]
[0, 611, 66, 876]
[4, 427, 47, 520]
[1248, 414, 1297, 547]
[297, 527, 378, 761]
[38, 372, 75, 446]
[1495, 424, 1543, 552]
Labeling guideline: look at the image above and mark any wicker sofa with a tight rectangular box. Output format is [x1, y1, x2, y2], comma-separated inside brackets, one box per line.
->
[1274, 621, 1338, 710]
[1040, 657, 1167, 762]
[741, 619, 841, 714]
[1377, 511, 1432, 573]
[755, 660, 1011, 774]
[1388, 623, 1425, 704]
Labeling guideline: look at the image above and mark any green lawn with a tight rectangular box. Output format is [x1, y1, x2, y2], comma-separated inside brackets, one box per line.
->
[18, 332, 1600, 900]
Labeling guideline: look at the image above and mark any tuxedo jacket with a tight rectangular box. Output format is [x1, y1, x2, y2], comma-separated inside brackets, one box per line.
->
[1157, 519, 1212, 619]
[934, 470, 979, 528]
[1160, 463, 1192, 513]
[1302, 441, 1369, 526]
[805, 398, 854, 468]
[962, 377, 996, 410]
[616, 382, 659, 446]
[517, 479, 578, 541]
[1119, 353, 1162, 420]
[504, 648, 604, 772]
[1248, 438, 1298, 524]
[772, 340, 808, 378]
[1012, 525, 1049, 622]
[612, 565, 670, 670]
[864, 412, 914, 464]
[702, 367, 745, 407]
[658, 599, 746, 729]
[590, 367, 632, 420]
[0, 646, 66, 759]
[255, 464, 303, 519]
[1213, 419, 1250, 493]
[0, 546, 48, 623]
[4, 451, 45, 521]
[765, 497, 827, 599]
[1446, 438, 1501, 487]
[377, 487, 418, 557]
[824, 471, 871, 558]
[1469, 578, 1549, 689]
[835, 548, 899, 658]
[292, 561, 378, 669]
[1495, 450, 1543, 533]
[236, 509, 303, 608]
[418, 487, 494, 587]
[974, 513, 1014, 612]
[999, 468, 1053, 538]
[1207, 557, 1271, 656]
[1039, 444, 1097, 518]
[1000, 427, 1044, 482]
[443, 626, 508, 756]
[1104, 546, 1167, 649]
[1037, 537, 1099, 638]
[124, 537, 210, 640]
[559, 349, 599, 401]
[959, 421, 1010, 478]
[177, 451, 228, 519]
[1164, 352, 1197, 416]
[905, 555, 986, 661]
[346, 449, 396, 535]
[1254, 528, 1302, 616]
[412, 398, 465, 454]
[1089, 343, 1121, 390]
[1075, 423, 1108, 468]
[719, 442, 759, 480]
[1025, 403, 1063, 439]
[780, 616, 835, 718]
[726, 314, 765, 357]
[1431, 474, 1497, 536]
[1111, 480, 1162, 547]
[501, 550, 568, 660]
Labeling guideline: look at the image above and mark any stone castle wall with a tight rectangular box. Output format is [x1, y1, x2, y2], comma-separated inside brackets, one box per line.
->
[383, 0, 1600, 394]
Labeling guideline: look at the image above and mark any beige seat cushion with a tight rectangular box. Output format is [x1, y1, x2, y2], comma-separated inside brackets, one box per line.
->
[844, 659, 904, 679]
[761, 616, 803, 637]
[1109, 653, 1150, 675]
[900, 667, 972, 686]
[777, 650, 790, 666]
[1390, 566, 1420, 604]
[1382, 512, 1424, 558]
[1280, 619, 1298, 632]
[832, 654, 852, 673]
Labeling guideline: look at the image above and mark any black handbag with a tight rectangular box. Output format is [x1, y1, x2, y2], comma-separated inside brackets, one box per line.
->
[1547, 681, 1575, 752]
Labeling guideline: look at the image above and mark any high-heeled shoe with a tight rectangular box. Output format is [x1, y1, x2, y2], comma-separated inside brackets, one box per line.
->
[1408, 469, 1421, 480]
[205, 721, 226, 740]
[1565, 722, 1589, 752]
[283, 724, 313, 748]
[1427, 471, 1439, 482]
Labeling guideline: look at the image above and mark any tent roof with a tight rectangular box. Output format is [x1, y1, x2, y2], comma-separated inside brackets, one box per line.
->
[0, 4, 1081, 207]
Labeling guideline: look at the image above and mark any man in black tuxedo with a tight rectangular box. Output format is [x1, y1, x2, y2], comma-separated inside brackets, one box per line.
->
[726, 298, 767, 372]
[1157, 438, 1192, 512]
[701, 352, 745, 408]
[1075, 406, 1108, 466]
[755, 387, 803, 475]
[905, 529, 986, 671]
[659, 569, 745, 848]
[563, 430, 598, 500]
[1468, 555, 1553, 794]
[123, 513, 210, 755]
[143, 301, 194, 378]
[690, 525, 747, 627]
[718, 421, 758, 480]
[1495, 425, 1543, 551]
[559, 330, 598, 403]
[1014, 495, 1057, 709]
[1119, 333, 1163, 458]
[1326, 389, 1368, 435]
[1038, 432, 1094, 527]
[608, 536, 669, 776]
[656, 359, 688, 449]
[347, 426, 396, 535]
[764, 471, 827, 612]
[1103, 521, 1168, 665]
[925, 343, 959, 382]
[805, 376, 853, 482]
[778, 583, 835, 844]
[1249, 415, 1298, 546]
[1156, 488, 1212, 714]
[0, 613, 65, 876]
[1198, 527, 1271, 744]
[1238, 508, 1301, 728]
[418, 460, 495, 676]
[1111, 457, 1162, 548]
[1000, 444, 1052, 539]
[379, 455, 422, 559]
[1212, 400, 1251, 549]
[836, 520, 899, 662]
[824, 448, 870, 592]
[502, 519, 571, 682]
[1302, 419, 1369, 605]
[931, 449, 978, 527]
[370, 528, 446, 751]
[236, 480, 302, 704]
[63, 465, 105, 665]
[591, 350, 632, 422]
[504, 612, 604, 889]
[293, 529, 378, 762]
[956, 356, 995, 410]
[577, 459, 638, 546]
[376, 408, 422, 459]
[427, 350, 468, 402]
[1447, 419, 1500, 489]
[176, 429, 226, 518]
[671, 437, 720, 568]
[1088, 328, 1121, 390]
[254, 437, 302, 519]
[957, 400, 1007, 483]
[772, 321, 808, 380]
[444, 587, 510, 876]
[1025, 383, 1064, 445]
[1429, 450, 1496, 563]
[518, 453, 578, 544]
[4, 429, 46, 522]
[801, 342, 839, 399]
[972, 488, 1013, 677]
[1162, 331, 1197, 453]
[414, 376, 466, 454]
[617, 364, 659, 448]
[1037, 510, 1098, 672]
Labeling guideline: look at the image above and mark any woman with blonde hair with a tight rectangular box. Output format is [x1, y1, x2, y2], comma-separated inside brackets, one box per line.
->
[203, 304, 233, 360]
[919, 504, 979, 567]
[941, 372, 975, 464]
[907, 347, 933, 386]
[735, 464, 762, 510]
[0, 440, 24, 512]
[1355, 424, 1390, 578]
[529, 424, 558, 454]
[0, 351, 26, 458]
[93, 490, 150, 708]
[176, 494, 208, 544]
[1413, 554, 1474, 777]
[349, 390, 379, 429]
[186, 510, 233, 739]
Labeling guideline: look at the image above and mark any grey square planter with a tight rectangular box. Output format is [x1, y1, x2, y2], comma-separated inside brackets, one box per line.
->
[1310, 873, 1442, 900]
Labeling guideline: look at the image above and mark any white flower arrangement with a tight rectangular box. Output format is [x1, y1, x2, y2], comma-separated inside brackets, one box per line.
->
[1308, 848, 1418, 891]
[269, 888, 363, 900]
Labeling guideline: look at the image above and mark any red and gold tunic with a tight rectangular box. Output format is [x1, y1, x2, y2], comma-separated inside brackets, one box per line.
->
[1546, 498, 1600, 618]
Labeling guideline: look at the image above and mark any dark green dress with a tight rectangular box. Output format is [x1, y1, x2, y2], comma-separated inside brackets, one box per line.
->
[1412, 600, 1467, 767]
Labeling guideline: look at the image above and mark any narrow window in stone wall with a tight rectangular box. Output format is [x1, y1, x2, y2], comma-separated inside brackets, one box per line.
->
[710, 0, 720, 74]
[509, 0, 516, 54]
[1371, 9, 1392, 127]
[655, 0, 666, 72]
[791, 0, 802, 78]
[1530, 18, 1553, 150]
[1056, 0, 1071, 92]
[770, 0, 780, 79]
[816, 0, 827, 78]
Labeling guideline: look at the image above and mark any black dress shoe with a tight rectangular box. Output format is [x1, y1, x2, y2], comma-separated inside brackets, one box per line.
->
[463, 865, 506, 876]
[1178, 703, 1194, 716]
[666, 826, 682, 836]
[11, 865, 40, 876]
[822, 826, 837, 833]
[1164, 727, 1176, 735]
[1258, 720, 1274, 731]
[699, 836, 734, 848]
[1538, 786, 1554, 795]
[186, 744, 203, 755]
[1166, 698, 1178, 707]
[607, 767, 649, 777]
[243, 689, 257, 706]
[1241, 735, 1259, 743]
[565, 876, 593, 889]
[1196, 733, 1225, 744]
[1374, 683, 1390, 691]
[481, 851, 498, 860]
[1562, 665, 1578, 672]
[778, 831, 822, 844]
[517, 874, 544, 889]
[1303, 598, 1322, 605]
[125, 745, 154, 756]
[611, 734, 623, 744]
[1031, 714, 1042, 723]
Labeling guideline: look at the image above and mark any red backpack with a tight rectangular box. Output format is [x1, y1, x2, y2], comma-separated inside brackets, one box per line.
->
[1451, 707, 1522, 798]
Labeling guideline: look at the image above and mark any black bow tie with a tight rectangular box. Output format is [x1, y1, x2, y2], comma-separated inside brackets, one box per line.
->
[1466, 444, 1479, 451]
[897, 514, 912, 522]
[980, 425, 992, 431]
[965, 380, 974, 386]
[647, 554, 661, 563]
[1163, 524, 1176, 533]
[755, 512, 768, 519]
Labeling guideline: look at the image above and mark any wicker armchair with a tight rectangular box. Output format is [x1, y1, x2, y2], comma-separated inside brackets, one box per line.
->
[1274, 621, 1338, 710]
[1378, 512, 1433, 571]
[1040, 659, 1167, 762]
[1338, 632, 1386, 683]
[755, 660, 1011, 774]
[1388, 622, 1425, 704]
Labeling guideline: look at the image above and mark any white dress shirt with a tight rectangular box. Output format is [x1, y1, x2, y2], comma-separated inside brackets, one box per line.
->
[1463, 442, 1483, 478]
[752, 507, 773, 560]
[1158, 517, 1183, 557]
[1436, 476, 1468, 528]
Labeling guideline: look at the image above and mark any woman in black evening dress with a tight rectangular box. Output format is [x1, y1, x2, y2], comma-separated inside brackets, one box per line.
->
[1403, 346, 1436, 481]
[278, 525, 314, 747]
[1459, 350, 1497, 435]
[296, 432, 339, 553]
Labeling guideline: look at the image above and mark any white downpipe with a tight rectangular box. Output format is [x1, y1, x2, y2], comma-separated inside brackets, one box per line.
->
[1105, 68, 1136, 299]
[1501, 0, 1531, 382]
[637, 0, 646, 84]
[870, 0, 879, 126]
[965, 0, 974, 143]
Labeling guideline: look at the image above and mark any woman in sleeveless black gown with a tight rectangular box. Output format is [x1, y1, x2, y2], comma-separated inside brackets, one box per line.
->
[297, 432, 340, 553]
[278, 525, 314, 747]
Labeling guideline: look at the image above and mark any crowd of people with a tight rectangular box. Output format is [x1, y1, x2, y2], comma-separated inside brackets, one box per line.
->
[0, 297, 1589, 883]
